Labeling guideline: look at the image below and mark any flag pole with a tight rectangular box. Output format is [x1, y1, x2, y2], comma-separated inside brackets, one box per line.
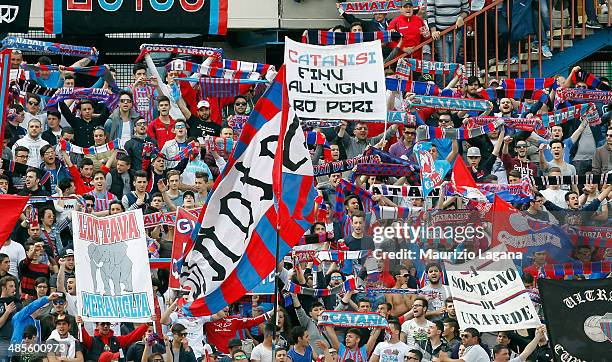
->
[271, 67, 288, 359]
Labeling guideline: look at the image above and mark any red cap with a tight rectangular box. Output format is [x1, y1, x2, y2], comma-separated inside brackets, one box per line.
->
[98, 352, 120, 362]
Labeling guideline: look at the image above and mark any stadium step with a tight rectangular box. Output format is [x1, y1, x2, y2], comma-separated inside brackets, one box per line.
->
[552, 27, 595, 37]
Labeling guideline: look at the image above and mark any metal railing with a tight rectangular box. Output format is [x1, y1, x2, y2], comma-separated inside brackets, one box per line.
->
[385, 0, 611, 79]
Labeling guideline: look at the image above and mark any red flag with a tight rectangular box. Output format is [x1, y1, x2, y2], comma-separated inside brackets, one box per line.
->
[451, 157, 487, 201]
[491, 194, 516, 249]
[0, 195, 30, 248]
[170, 208, 199, 290]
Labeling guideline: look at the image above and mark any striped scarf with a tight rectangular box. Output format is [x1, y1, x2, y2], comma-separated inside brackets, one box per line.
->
[313, 154, 381, 177]
[530, 174, 611, 187]
[285, 277, 357, 296]
[540, 262, 612, 278]
[476, 88, 548, 102]
[414, 95, 493, 111]
[318, 311, 389, 331]
[1, 36, 98, 61]
[366, 147, 417, 167]
[202, 136, 235, 154]
[166, 60, 261, 80]
[538, 103, 599, 127]
[355, 163, 420, 183]
[467, 116, 544, 133]
[571, 70, 611, 91]
[142, 141, 198, 161]
[385, 78, 440, 95]
[301, 120, 342, 129]
[406, 58, 463, 76]
[566, 225, 612, 248]
[501, 78, 558, 90]
[21, 65, 117, 92]
[59, 139, 119, 155]
[217, 59, 273, 75]
[334, 179, 374, 219]
[136, 43, 223, 63]
[416, 120, 503, 141]
[301, 30, 401, 45]
[367, 288, 441, 299]
[555, 87, 612, 104]
[175, 78, 265, 98]
[314, 250, 371, 265]
[373, 204, 423, 220]
[370, 184, 442, 198]
[46, 87, 119, 111]
[339, 0, 402, 13]
[13, 79, 57, 98]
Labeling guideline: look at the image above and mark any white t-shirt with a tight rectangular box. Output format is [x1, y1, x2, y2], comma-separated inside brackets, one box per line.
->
[119, 120, 132, 148]
[0, 241, 26, 276]
[541, 189, 567, 209]
[169, 311, 211, 358]
[372, 341, 411, 362]
[462, 344, 490, 362]
[401, 319, 433, 350]
[250, 343, 274, 362]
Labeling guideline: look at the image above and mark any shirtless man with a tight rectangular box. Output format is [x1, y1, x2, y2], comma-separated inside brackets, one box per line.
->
[386, 266, 416, 317]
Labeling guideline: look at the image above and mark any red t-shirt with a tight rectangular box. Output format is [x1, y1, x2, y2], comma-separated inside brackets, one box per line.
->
[388, 15, 427, 59]
[205, 314, 268, 353]
[147, 117, 176, 149]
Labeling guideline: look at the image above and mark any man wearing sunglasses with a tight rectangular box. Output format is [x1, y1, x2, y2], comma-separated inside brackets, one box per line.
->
[105, 90, 141, 148]
[500, 138, 537, 180]
[79, 314, 152, 362]
[160, 120, 190, 169]
[170, 323, 196, 362]
[439, 328, 489, 362]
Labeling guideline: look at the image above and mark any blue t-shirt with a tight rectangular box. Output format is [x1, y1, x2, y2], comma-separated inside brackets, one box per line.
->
[288, 345, 313, 362]
[543, 138, 573, 162]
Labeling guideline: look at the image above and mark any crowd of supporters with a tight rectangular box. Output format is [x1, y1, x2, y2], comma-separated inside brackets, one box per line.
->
[0, 1, 610, 362]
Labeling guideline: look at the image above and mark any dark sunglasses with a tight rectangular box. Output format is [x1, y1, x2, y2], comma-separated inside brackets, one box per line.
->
[404, 131, 416, 135]
[120, 99, 132, 103]
[28, 101, 40, 106]
[235, 102, 247, 106]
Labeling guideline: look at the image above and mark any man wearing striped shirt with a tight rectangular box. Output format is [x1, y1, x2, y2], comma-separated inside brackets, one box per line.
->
[427, 0, 469, 63]
[86, 170, 117, 213]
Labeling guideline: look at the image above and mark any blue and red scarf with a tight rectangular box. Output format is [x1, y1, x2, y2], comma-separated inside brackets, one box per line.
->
[302, 30, 401, 45]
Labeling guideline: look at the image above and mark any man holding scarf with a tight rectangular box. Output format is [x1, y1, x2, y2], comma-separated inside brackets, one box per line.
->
[59, 100, 110, 148]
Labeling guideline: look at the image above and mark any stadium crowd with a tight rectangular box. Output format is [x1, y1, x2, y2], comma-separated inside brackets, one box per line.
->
[0, 0, 611, 362]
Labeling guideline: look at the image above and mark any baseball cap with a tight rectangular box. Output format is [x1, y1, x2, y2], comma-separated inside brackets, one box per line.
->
[402, 0, 414, 6]
[63, 249, 74, 257]
[55, 313, 70, 324]
[228, 338, 242, 348]
[197, 100, 210, 109]
[467, 147, 482, 157]
[98, 352, 120, 362]
[488, 78, 499, 86]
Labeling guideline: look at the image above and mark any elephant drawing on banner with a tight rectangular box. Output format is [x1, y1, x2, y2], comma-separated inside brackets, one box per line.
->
[88, 242, 133, 295]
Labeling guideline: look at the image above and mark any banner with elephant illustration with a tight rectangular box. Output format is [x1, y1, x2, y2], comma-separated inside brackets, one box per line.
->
[72, 209, 155, 322]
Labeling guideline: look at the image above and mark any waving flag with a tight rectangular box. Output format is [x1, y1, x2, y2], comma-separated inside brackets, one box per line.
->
[0, 195, 30, 248]
[450, 157, 487, 202]
[491, 195, 573, 267]
[413, 142, 450, 198]
[180, 67, 316, 316]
